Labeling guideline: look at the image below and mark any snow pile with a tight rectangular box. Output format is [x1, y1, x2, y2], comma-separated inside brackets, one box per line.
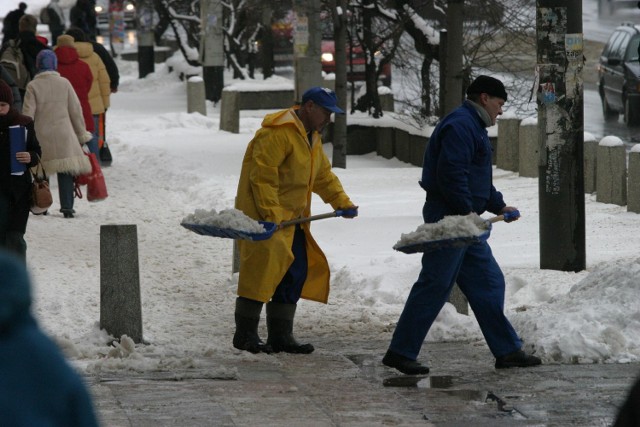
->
[512, 258, 640, 364]
[393, 214, 488, 248]
[182, 208, 266, 233]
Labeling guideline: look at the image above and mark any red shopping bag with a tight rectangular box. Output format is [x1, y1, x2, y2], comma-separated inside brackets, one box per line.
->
[75, 153, 108, 202]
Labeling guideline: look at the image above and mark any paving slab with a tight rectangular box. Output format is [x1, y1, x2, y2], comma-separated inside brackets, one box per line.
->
[85, 339, 637, 426]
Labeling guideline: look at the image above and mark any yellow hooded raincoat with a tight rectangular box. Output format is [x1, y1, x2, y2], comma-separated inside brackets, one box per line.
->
[235, 107, 353, 304]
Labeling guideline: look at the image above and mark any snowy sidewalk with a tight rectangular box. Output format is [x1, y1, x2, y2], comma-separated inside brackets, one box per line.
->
[86, 338, 636, 426]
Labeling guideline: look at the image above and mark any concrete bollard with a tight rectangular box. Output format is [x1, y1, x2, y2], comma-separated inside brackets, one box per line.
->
[219, 90, 239, 133]
[584, 133, 599, 194]
[187, 76, 207, 116]
[628, 148, 640, 213]
[596, 136, 627, 206]
[496, 117, 521, 172]
[376, 127, 395, 159]
[448, 285, 468, 315]
[378, 91, 395, 112]
[518, 118, 538, 178]
[100, 225, 143, 343]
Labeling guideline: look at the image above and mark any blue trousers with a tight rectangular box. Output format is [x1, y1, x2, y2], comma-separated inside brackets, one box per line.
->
[57, 173, 75, 212]
[87, 115, 101, 165]
[271, 226, 308, 304]
[389, 240, 522, 360]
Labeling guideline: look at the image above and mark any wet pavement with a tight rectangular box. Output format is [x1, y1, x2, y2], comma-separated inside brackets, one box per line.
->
[85, 338, 637, 426]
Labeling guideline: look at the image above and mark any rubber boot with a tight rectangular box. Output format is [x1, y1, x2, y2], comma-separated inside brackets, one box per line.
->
[266, 302, 314, 354]
[232, 297, 272, 354]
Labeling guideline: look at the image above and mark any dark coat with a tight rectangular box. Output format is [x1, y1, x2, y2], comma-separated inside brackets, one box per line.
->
[0, 66, 22, 110]
[16, 31, 49, 79]
[91, 41, 119, 91]
[1, 8, 25, 44]
[0, 252, 100, 427]
[420, 100, 506, 218]
[0, 110, 41, 233]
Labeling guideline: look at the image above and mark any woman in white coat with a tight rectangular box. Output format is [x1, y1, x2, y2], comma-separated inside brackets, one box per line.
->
[22, 49, 92, 218]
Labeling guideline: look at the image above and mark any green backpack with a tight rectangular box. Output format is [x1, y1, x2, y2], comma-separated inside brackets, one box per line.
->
[0, 40, 30, 91]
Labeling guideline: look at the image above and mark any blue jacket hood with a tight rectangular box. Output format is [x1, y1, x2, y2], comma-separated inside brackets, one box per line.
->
[0, 252, 33, 333]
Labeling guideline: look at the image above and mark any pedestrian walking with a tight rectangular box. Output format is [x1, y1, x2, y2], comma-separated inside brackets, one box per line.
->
[22, 50, 92, 218]
[0, 250, 100, 427]
[0, 79, 41, 263]
[41, 0, 67, 46]
[69, 0, 97, 41]
[1, 2, 27, 48]
[234, 86, 358, 354]
[0, 14, 49, 99]
[54, 34, 94, 139]
[61, 29, 110, 163]
[382, 75, 541, 375]
[66, 26, 118, 162]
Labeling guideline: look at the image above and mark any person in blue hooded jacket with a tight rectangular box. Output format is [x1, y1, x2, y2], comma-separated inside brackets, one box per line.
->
[382, 75, 542, 375]
[0, 251, 100, 427]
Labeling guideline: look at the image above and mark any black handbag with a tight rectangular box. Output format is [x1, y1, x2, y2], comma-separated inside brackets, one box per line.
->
[100, 142, 113, 166]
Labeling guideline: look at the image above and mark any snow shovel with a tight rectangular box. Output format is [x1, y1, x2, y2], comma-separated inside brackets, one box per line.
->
[181, 208, 359, 241]
[393, 210, 520, 254]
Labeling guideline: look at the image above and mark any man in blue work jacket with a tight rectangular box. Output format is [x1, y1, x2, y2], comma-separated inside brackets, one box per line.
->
[383, 75, 542, 375]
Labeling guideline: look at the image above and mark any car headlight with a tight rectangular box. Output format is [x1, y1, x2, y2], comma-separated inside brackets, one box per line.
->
[321, 52, 334, 62]
[125, 3, 135, 11]
[95, 5, 104, 13]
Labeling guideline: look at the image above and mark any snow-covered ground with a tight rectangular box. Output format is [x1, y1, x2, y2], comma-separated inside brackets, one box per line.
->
[2, 0, 639, 373]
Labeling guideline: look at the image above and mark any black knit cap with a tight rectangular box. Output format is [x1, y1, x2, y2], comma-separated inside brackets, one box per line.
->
[466, 75, 508, 101]
[0, 79, 14, 106]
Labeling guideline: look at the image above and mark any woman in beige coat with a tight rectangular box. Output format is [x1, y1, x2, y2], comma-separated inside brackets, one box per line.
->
[23, 50, 92, 218]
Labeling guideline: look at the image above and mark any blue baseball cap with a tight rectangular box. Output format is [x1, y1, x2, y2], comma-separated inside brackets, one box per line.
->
[301, 87, 345, 114]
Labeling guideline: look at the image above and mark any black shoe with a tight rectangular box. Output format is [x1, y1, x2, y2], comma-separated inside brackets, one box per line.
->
[63, 211, 74, 218]
[382, 350, 429, 375]
[495, 350, 542, 369]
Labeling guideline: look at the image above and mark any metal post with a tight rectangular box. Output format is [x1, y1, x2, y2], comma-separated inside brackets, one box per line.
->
[536, 0, 585, 271]
[438, 29, 448, 117]
[331, 0, 348, 168]
[136, 0, 155, 78]
[200, 0, 224, 103]
[443, 0, 464, 116]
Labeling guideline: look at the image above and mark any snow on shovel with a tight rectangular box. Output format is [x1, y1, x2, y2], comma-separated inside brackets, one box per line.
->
[393, 210, 520, 254]
[181, 208, 358, 241]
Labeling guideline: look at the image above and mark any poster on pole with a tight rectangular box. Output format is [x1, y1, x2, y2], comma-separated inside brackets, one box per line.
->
[109, 0, 125, 56]
[293, 14, 309, 56]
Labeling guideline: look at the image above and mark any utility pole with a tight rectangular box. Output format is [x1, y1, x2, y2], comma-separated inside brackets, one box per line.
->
[292, 0, 322, 100]
[331, 0, 347, 168]
[136, 0, 155, 78]
[200, 0, 224, 103]
[442, 0, 463, 116]
[536, 1, 585, 271]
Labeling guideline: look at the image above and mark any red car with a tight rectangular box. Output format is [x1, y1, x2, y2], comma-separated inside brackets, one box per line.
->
[320, 39, 391, 87]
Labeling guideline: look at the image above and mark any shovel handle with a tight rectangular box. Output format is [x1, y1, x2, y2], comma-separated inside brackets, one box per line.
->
[280, 208, 358, 227]
[488, 209, 520, 223]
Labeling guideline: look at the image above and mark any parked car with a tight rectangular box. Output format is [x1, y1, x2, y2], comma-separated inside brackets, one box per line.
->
[598, 23, 640, 126]
[95, 0, 137, 29]
[320, 40, 392, 87]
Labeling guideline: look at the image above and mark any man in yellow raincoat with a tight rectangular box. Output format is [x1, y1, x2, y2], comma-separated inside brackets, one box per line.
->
[234, 87, 358, 354]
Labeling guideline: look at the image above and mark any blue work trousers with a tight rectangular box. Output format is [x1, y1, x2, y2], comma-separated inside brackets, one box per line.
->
[389, 240, 522, 360]
[271, 225, 308, 304]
